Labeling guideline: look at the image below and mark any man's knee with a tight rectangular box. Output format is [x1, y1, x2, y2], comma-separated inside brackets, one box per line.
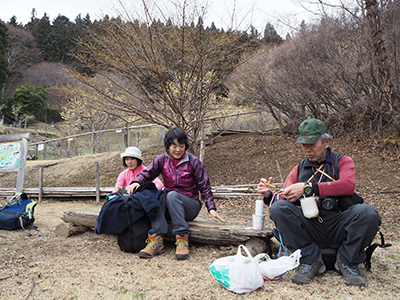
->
[349, 204, 381, 226]
[270, 200, 297, 221]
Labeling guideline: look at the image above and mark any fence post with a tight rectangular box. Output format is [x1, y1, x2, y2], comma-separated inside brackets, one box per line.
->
[199, 140, 205, 163]
[16, 138, 28, 193]
[95, 161, 100, 203]
[67, 138, 71, 157]
[158, 125, 163, 145]
[39, 167, 43, 202]
[43, 142, 47, 160]
[91, 132, 95, 154]
[127, 126, 131, 147]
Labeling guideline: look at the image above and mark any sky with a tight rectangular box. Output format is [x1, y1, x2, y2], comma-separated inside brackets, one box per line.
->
[0, 0, 321, 37]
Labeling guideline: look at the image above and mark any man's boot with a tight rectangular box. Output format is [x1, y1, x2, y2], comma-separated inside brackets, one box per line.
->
[335, 252, 365, 286]
[139, 234, 165, 259]
[175, 234, 189, 260]
[292, 253, 326, 284]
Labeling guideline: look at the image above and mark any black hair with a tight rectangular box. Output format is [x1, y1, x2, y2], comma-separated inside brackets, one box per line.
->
[164, 128, 189, 152]
[123, 157, 143, 168]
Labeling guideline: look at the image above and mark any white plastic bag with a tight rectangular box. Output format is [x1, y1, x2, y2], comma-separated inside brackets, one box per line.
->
[209, 245, 264, 294]
[258, 249, 302, 280]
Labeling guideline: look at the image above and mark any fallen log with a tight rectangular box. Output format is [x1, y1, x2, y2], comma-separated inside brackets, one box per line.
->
[55, 210, 272, 254]
[54, 223, 90, 238]
[61, 210, 98, 228]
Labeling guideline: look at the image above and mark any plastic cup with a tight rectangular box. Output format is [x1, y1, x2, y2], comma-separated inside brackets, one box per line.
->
[252, 214, 265, 230]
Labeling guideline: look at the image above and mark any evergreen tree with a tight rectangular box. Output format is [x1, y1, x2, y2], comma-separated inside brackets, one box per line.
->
[0, 20, 11, 91]
[262, 23, 283, 45]
[31, 13, 52, 58]
[9, 16, 20, 27]
[207, 22, 217, 31]
[25, 8, 39, 31]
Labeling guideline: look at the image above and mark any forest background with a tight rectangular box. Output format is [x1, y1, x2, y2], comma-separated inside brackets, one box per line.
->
[0, 0, 399, 149]
[1, 1, 400, 299]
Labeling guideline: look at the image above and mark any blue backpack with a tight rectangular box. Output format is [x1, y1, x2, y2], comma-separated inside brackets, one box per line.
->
[0, 193, 46, 237]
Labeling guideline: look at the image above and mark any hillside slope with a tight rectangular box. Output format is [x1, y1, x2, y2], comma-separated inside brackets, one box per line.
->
[0, 132, 399, 236]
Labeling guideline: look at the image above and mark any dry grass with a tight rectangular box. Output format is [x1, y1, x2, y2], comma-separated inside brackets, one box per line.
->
[0, 199, 399, 300]
[1, 133, 400, 299]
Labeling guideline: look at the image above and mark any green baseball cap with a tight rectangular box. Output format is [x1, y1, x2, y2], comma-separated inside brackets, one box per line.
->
[295, 118, 328, 144]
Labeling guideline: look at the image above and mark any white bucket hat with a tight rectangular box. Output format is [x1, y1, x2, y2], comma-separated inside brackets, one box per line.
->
[120, 147, 142, 160]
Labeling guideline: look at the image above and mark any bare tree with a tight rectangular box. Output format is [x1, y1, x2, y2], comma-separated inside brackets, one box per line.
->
[64, 0, 253, 148]
[365, 0, 396, 112]
[228, 1, 400, 136]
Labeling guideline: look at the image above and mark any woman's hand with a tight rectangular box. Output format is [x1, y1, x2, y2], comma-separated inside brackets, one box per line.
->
[257, 177, 274, 197]
[113, 185, 122, 193]
[209, 209, 226, 223]
[126, 182, 140, 194]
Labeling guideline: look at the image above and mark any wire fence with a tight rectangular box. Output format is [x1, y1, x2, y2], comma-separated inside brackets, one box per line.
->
[24, 110, 277, 160]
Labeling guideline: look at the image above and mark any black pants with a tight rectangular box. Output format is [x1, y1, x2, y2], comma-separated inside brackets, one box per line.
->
[269, 201, 381, 266]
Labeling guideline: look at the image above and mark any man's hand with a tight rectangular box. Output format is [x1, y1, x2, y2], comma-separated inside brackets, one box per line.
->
[257, 177, 274, 197]
[126, 182, 140, 194]
[282, 182, 307, 202]
[209, 209, 226, 223]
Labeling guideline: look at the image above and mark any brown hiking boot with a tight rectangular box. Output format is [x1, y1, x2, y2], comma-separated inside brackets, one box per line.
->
[335, 253, 365, 286]
[175, 234, 189, 260]
[139, 234, 165, 259]
[292, 253, 326, 285]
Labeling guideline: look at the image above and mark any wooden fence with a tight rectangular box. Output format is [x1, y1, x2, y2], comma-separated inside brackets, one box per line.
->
[26, 110, 275, 160]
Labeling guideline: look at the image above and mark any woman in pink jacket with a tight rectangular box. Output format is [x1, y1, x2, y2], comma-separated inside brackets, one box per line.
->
[113, 147, 163, 193]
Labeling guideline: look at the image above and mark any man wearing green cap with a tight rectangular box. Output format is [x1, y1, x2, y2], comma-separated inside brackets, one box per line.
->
[258, 118, 381, 286]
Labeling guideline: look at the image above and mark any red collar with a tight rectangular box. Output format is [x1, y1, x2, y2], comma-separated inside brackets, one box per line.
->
[169, 152, 186, 166]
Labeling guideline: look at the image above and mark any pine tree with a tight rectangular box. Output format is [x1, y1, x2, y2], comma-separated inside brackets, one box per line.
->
[0, 20, 11, 91]
[262, 23, 283, 45]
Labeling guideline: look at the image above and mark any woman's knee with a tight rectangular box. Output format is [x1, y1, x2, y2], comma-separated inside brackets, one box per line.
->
[166, 191, 179, 200]
[166, 191, 180, 203]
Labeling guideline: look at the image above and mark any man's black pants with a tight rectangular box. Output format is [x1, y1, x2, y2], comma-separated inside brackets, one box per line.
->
[269, 201, 381, 266]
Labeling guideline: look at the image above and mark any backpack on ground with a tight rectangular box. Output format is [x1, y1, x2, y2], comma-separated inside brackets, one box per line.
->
[94, 182, 165, 253]
[117, 214, 151, 253]
[0, 192, 46, 237]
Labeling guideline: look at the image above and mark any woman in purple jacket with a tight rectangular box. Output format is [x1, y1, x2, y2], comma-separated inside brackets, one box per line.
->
[126, 128, 225, 260]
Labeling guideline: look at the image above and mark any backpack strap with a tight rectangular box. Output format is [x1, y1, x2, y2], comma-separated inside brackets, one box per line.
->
[364, 230, 392, 270]
[18, 216, 48, 237]
[266, 228, 287, 259]
[121, 193, 133, 226]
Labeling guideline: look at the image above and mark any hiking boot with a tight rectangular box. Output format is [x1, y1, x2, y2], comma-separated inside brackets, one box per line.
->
[139, 234, 165, 259]
[292, 253, 326, 285]
[175, 234, 189, 260]
[335, 253, 365, 286]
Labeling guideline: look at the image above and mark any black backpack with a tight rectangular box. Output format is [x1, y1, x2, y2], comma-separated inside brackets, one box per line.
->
[94, 182, 165, 253]
[117, 214, 151, 253]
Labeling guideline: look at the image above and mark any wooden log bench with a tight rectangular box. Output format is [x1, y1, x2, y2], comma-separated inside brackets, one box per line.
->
[55, 210, 273, 254]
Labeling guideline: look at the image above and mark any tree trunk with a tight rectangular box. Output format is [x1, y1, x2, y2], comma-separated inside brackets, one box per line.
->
[365, 0, 396, 112]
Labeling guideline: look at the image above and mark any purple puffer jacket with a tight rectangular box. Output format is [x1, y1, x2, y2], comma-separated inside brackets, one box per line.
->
[131, 152, 216, 212]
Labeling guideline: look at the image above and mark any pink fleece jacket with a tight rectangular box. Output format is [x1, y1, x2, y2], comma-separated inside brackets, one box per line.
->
[114, 165, 164, 191]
